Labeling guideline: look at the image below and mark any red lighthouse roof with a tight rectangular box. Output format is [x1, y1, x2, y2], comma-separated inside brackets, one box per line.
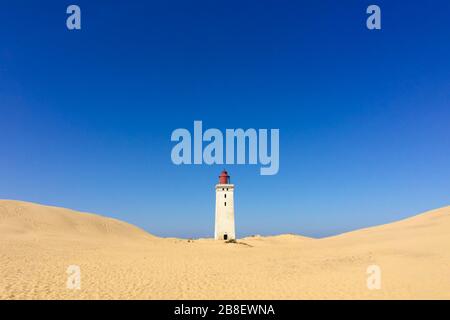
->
[219, 170, 230, 184]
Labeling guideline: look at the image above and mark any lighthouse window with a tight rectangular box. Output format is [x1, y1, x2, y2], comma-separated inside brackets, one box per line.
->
[224, 202, 226, 206]
[222, 188, 224, 191]
[224, 194, 227, 199]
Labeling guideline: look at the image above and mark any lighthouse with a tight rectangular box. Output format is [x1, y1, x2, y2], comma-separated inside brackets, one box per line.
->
[215, 170, 235, 240]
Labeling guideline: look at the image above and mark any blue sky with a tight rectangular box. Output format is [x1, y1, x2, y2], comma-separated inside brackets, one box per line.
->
[1, 0, 449, 238]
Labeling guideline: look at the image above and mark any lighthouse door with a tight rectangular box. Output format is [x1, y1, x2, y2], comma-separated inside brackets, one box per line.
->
[223, 234, 228, 240]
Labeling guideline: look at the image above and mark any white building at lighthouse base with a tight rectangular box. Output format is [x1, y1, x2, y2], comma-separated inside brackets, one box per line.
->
[214, 176, 235, 240]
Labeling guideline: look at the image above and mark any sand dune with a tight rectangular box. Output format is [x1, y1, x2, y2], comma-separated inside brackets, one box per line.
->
[0, 200, 449, 299]
[0, 200, 154, 241]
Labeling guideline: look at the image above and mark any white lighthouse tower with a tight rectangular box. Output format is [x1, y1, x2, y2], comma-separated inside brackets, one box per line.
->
[215, 170, 235, 240]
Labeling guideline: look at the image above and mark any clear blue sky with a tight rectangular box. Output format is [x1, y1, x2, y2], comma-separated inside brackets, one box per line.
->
[1, 1, 449, 238]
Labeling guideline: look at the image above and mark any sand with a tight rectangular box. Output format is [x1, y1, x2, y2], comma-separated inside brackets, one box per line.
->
[1, 199, 449, 300]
